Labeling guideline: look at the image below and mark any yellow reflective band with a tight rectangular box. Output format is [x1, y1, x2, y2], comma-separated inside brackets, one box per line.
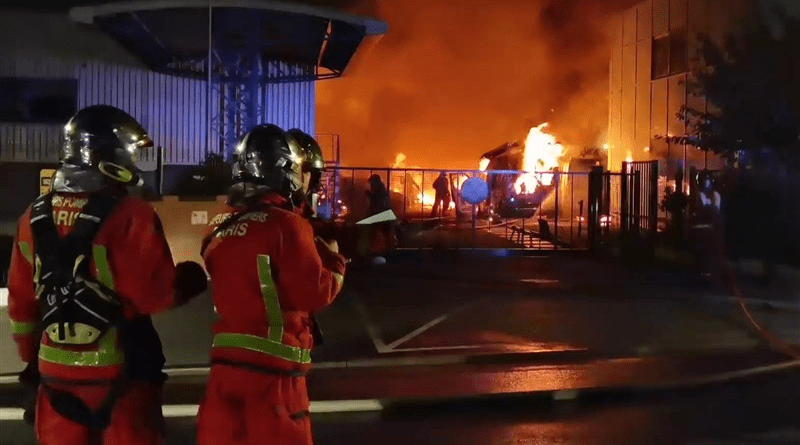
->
[10, 321, 37, 335]
[257, 255, 284, 343]
[212, 333, 312, 364]
[92, 245, 115, 291]
[332, 273, 344, 290]
[38, 329, 123, 367]
[18, 242, 33, 264]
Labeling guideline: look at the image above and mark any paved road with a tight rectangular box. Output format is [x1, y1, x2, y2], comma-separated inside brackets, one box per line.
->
[3, 252, 797, 376]
[2, 368, 798, 445]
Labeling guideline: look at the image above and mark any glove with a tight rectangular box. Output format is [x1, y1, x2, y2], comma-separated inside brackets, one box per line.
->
[310, 314, 324, 347]
[19, 361, 40, 426]
[174, 261, 208, 306]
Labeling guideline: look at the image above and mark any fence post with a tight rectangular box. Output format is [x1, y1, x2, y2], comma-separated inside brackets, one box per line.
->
[588, 166, 603, 252]
[648, 160, 659, 258]
[554, 172, 560, 250]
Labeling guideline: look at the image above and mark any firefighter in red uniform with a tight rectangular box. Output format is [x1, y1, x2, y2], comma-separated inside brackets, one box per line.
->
[197, 124, 346, 445]
[6, 105, 208, 445]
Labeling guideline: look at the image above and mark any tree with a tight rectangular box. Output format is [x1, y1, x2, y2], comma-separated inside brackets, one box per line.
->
[659, 7, 800, 168]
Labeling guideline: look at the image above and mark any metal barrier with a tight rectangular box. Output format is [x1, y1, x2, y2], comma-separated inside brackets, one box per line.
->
[322, 167, 593, 251]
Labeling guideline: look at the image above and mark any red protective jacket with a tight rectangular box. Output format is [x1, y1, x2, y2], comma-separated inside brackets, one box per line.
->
[7, 192, 180, 381]
[202, 193, 346, 373]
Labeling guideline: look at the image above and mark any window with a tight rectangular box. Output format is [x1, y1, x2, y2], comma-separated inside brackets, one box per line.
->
[669, 30, 688, 75]
[651, 29, 688, 79]
[652, 36, 670, 79]
[0, 78, 77, 123]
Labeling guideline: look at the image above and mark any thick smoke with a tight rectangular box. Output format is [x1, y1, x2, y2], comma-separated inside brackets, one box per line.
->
[317, 0, 640, 168]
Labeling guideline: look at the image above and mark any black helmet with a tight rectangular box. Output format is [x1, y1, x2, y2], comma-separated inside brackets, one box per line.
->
[228, 124, 305, 204]
[52, 105, 153, 193]
[287, 129, 324, 195]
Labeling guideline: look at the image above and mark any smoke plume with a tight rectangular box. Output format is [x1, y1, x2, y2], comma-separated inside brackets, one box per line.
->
[317, 0, 641, 168]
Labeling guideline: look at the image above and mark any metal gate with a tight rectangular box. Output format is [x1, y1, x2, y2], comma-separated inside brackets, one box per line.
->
[620, 160, 659, 260]
[323, 167, 592, 251]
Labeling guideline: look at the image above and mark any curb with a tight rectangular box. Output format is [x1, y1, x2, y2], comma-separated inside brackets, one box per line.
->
[0, 348, 602, 385]
[2, 358, 797, 421]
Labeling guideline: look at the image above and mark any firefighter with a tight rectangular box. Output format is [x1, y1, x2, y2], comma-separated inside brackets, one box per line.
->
[197, 124, 346, 445]
[6, 105, 209, 445]
[431, 171, 451, 218]
[287, 128, 328, 346]
[690, 169, 725, 283]
[286, 128, 325, 219]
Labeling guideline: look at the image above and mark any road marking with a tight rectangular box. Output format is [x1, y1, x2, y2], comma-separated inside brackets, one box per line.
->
[385, 300, 484, 350]
[0, 400, 385, 421]
[352, 296, 391, 353]
[518, 279, 560, 284]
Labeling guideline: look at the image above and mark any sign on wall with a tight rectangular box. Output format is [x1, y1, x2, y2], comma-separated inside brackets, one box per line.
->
[191, 211, 208, 225]
[39, 169, 57, 196]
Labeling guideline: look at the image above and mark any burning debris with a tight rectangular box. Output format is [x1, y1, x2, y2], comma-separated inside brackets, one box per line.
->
[514, 123, 565, 193]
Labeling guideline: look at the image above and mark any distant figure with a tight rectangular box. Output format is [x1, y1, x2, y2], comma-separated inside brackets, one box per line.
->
[690, 170, 725, 285]
[431, 171, 451, 218]
[363, 174, 396, 256]
[661, 184, 688, 245]
[366, 174, 390, 216]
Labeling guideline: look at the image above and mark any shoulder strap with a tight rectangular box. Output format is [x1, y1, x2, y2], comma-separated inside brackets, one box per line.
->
[30, 193, 120, 285]
[65, 194, 120, 269]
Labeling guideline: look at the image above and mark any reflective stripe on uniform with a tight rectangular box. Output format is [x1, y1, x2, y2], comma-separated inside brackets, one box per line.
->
[18, 242, 33, 264]
[212, 254, 312, 364]
[38, 329, 124, 367]
[10, 321, 37, 335]
[257, 255, 284, 342]
[212, 333, 312, 364]
[92, 245, 114, 290]
[332, 272, 344, 291]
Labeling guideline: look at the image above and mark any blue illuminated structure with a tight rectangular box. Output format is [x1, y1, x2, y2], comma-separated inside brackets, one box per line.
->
[70, 0, 386, 158]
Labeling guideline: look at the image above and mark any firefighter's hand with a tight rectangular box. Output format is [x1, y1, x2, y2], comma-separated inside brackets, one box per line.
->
[316, 237, 339, 254]
[174, 261, 208, 306]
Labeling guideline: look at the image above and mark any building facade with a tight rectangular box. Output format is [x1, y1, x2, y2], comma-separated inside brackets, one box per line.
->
[0, 11, 315, 166]
[608, 0, 798, 181]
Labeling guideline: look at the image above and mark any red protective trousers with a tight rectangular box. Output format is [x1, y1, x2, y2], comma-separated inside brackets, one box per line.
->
[196, 366, 312, 445]
[35, 381, 165, 445]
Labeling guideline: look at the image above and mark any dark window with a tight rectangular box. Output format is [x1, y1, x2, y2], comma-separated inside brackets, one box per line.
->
[652, 36, 670, 79]
[0, 78, 77, 124]
[669, 30, 688, 75]
[652, 30, 688, 79]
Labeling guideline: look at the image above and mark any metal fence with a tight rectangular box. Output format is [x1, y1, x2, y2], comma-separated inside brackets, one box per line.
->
[320, 167, 594, 251]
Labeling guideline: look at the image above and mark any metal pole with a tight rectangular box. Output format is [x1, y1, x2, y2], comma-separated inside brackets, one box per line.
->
[403, 170, 407, 220]
[554, 172, 560, 250]
[207, 0, 213, 156]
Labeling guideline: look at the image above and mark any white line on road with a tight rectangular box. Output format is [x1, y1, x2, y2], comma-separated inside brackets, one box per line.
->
[0, 400, 385, 421]
[385, 300, 484, 350]
[351, 296, 391, 353]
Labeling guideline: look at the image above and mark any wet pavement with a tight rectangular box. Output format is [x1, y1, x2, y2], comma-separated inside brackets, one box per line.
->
[2, 251, 797, 394]
[2, 368, 798, 445]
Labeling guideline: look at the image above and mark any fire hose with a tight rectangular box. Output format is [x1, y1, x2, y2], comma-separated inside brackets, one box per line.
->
[724, 263, 800, 361]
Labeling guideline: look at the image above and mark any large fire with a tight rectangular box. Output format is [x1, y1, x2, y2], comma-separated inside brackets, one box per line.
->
[514, 123, 564, 194]
[390, 152, 454, 211]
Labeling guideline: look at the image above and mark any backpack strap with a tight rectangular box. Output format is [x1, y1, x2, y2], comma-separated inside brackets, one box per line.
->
[31, 193, 121, 340]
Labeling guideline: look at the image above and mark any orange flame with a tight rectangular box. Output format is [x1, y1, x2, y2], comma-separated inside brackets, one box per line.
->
[514, 123, 564, 194]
